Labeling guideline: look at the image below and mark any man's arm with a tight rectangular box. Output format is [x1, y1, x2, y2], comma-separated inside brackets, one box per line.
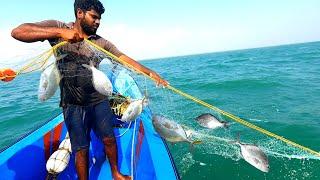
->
[11, 23, 82, 43]
[119, 54, 169, 87]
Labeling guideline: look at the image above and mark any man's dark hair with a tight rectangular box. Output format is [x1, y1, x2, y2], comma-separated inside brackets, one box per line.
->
[74, 0, 105, 17]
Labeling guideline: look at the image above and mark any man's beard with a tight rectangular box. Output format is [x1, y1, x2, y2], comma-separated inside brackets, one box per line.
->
[80, 20, 97, 35]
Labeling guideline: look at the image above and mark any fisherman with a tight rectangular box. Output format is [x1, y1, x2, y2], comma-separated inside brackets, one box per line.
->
[11, 0, 168, 179]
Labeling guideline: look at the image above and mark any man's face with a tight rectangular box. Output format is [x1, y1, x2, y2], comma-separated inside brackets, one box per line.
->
[80, 9, 101, 35]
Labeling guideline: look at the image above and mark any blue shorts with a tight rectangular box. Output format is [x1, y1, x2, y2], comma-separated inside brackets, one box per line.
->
[63, 100, 114, 153]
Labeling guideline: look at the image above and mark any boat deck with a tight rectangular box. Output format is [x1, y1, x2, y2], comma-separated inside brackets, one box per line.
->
[0, 110, 179, 180]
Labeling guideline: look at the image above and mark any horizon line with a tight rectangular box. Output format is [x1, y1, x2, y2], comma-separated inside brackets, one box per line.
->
[141, 40, 320, 62]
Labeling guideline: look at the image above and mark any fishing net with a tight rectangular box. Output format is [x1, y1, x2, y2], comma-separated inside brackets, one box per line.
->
[2, 40, 320, 179]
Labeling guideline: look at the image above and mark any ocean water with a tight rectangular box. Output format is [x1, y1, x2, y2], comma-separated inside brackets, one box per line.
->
[1, 41, 320, 179]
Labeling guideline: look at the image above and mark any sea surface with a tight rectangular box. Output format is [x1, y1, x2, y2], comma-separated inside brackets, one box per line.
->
[1, 41, 320, 179]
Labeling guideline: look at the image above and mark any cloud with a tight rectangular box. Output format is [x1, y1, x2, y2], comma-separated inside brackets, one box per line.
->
[0, 24, 254, 67]
[99, 24, 192, 60]
[2, 21, 316, 67]
[98, 23, 258, 60]
[0, 24, 194, 65]
[0, 28, 50, 67]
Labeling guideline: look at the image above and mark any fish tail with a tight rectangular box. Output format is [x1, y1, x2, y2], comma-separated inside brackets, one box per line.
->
[237, 132, 241, 143]
[222, 121, 230, 129]
[228, 132, 241, 145]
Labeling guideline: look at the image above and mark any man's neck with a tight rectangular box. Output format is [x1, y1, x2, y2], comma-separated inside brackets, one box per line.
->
[73, 20, 89, 39]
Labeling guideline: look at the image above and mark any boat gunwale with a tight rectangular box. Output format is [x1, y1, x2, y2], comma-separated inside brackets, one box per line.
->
[0, 112, 62, 154]
[161, 137, 181, 180]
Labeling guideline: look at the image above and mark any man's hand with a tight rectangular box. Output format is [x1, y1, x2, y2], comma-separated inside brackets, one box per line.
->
[11, 23, 84, 43]
[59, 29, 83, 43]
[150, 72, 169, 87]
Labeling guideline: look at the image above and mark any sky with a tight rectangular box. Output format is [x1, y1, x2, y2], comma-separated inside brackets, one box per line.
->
[1, 0, 319, 63]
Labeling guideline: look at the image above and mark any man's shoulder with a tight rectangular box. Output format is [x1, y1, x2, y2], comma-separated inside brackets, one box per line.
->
[36, 20, 72, 29]
[89, 35, 123, 57]
[91, 34, 107, 42]
[91, 35, 112, 46]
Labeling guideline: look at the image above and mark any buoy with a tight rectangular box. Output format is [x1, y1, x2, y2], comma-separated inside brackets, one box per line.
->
[46, 149, 70, 174]
[0, 70, 4, 81]
[65, 132, 69, 139]
[58, 138, 72, 153]
[1, 69, 16, 82]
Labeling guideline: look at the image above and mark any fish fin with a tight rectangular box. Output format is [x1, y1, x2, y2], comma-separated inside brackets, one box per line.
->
[185, 130, 193, 138]
[204, 113, 213, 116]
[191, 140, 202, 145]
[188, 140, 202, 152]
[181, 125, 193, 138]
[196, 113, 212, 119]
[82, 64, 91, 70]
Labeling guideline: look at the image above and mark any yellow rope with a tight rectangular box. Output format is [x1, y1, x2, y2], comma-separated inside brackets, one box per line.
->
[84, 39, 154, 80]
[19, 41, 67, 74]
[167, 85, 320, 157]
[17, 49, 52, 74]
[3, 40, 319, 158]
[84, 39, 320, 157]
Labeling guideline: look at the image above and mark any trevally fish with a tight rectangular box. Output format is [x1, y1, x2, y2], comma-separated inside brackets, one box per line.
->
[152, 115, 201, 145]
[195, 113, 228, 129]
[232, 138, 269, 173]
[121, 98, 147, 122]
[38, 64, 60, 102]
[82, 62, 113, 96]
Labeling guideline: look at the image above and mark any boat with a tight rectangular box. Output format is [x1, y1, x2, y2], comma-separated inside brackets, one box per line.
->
[0, 69, 180, 180]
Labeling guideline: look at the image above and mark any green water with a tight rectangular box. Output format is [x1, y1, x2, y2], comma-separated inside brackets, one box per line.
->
[1, 41, 320, 179]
